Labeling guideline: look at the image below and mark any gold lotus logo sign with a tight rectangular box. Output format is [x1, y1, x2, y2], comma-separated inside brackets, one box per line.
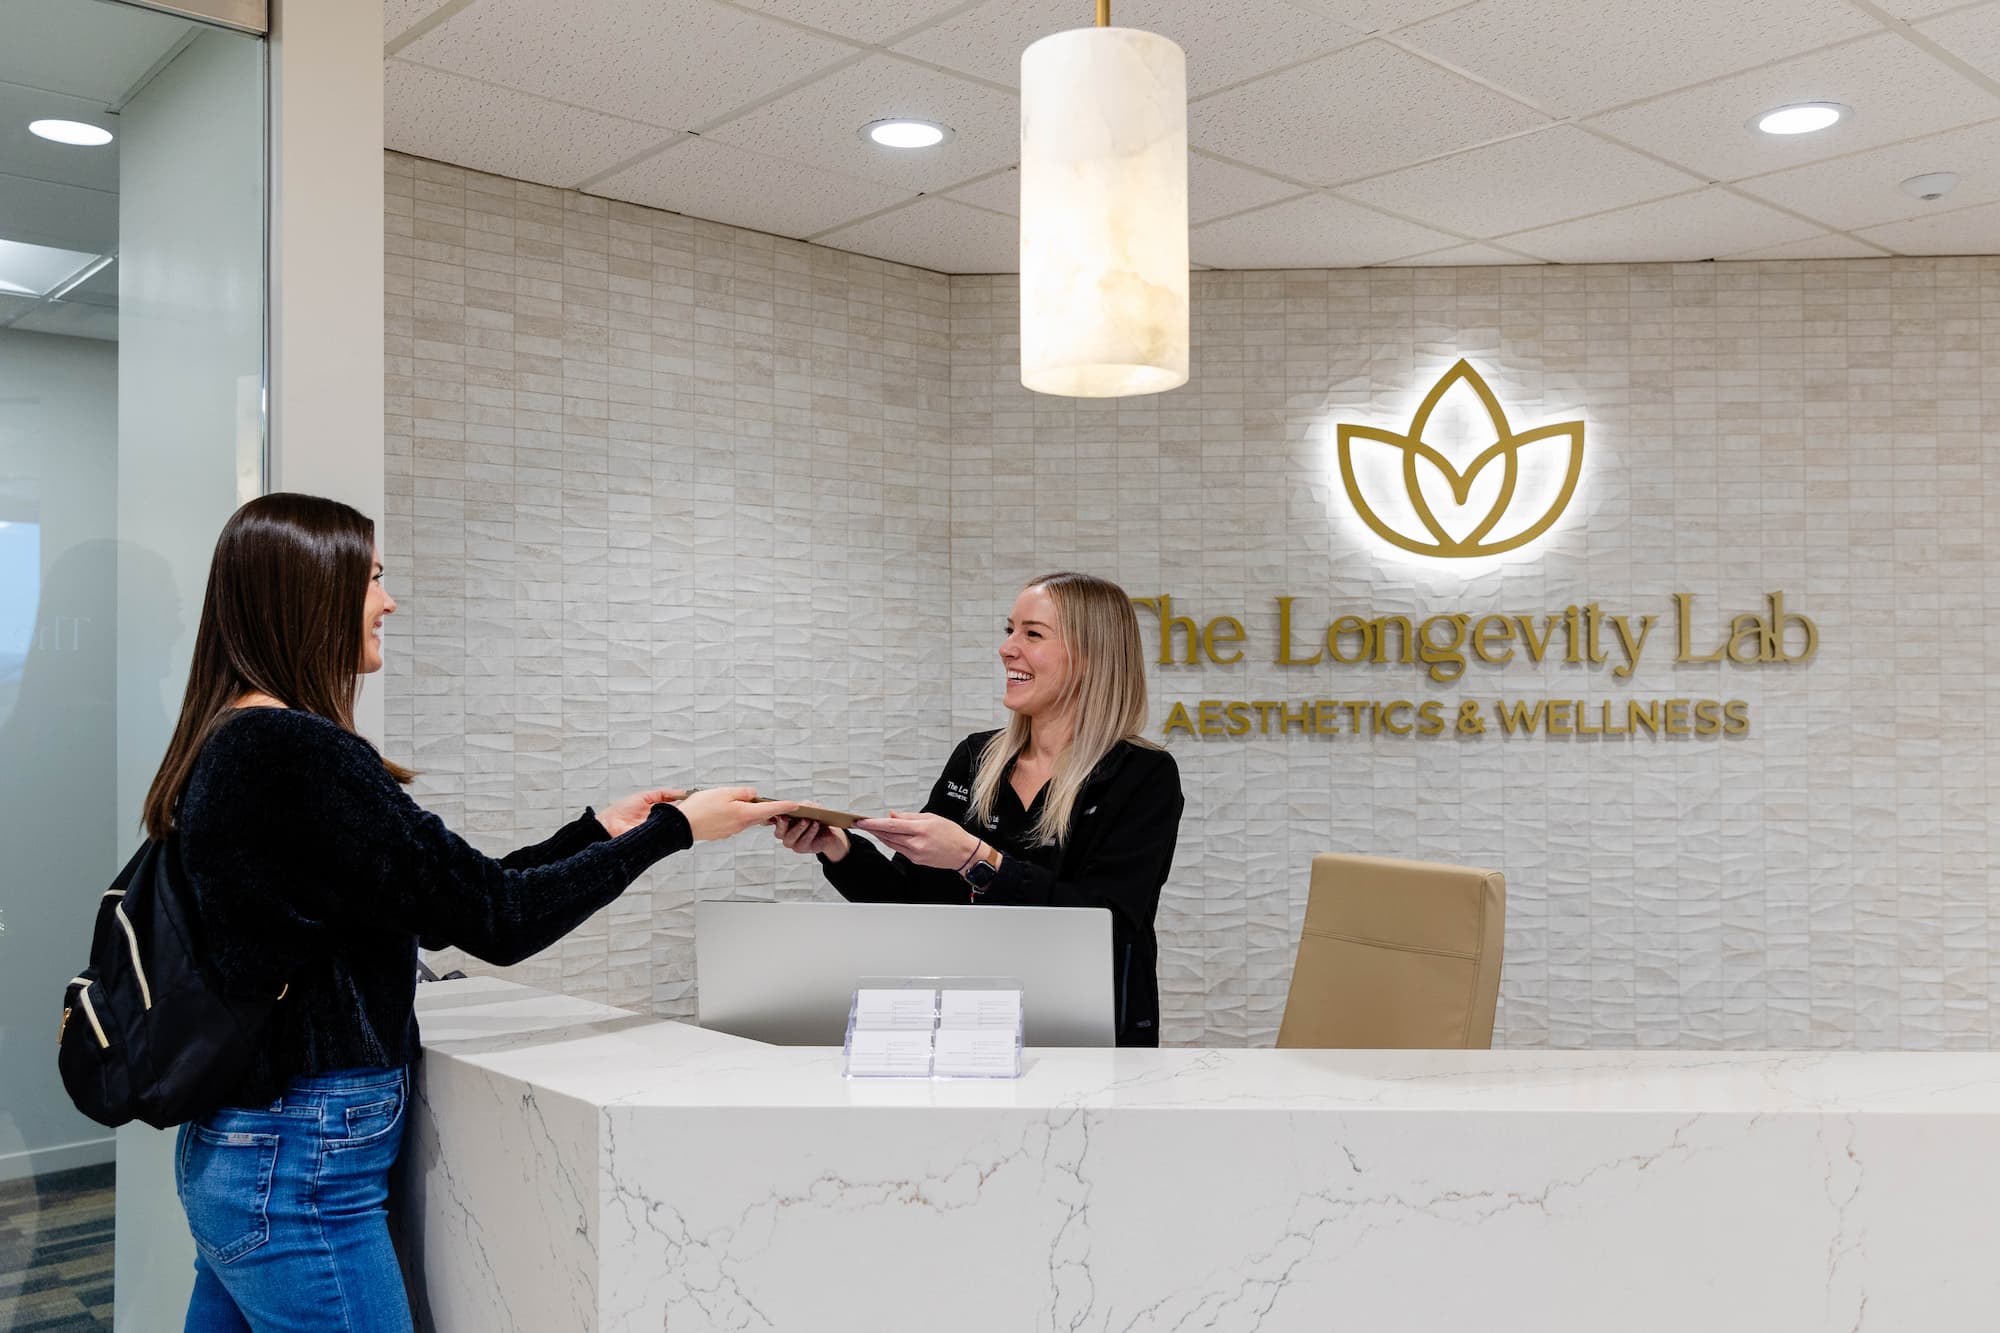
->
[1336, 360, 1584, 558]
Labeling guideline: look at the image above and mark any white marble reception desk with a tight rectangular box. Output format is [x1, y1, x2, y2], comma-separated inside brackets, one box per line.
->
[401, 978, 2000, 1332]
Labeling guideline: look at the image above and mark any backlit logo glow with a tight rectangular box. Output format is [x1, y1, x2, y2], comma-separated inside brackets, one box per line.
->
[1335, 360, 1584, 559]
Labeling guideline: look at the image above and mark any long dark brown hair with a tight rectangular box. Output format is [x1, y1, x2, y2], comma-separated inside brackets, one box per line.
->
[142, 493, 411, 838]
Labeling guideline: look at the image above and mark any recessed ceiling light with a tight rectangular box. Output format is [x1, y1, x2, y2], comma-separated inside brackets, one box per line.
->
[860, 119, 951, 149]
[29, 119, 114, 147]
[1751, 102, 1849, 136]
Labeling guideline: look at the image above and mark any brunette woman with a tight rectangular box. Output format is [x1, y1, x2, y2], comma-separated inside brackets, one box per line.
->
[774, 572, 1182, 1046]
[155, 493, 785, 1331]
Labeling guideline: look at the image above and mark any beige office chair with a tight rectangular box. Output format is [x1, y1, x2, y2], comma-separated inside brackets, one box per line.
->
[1276, 854, 1505, 1049]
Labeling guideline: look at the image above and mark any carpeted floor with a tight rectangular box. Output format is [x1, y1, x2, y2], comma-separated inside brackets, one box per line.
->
[0, 1162, 115, 1332]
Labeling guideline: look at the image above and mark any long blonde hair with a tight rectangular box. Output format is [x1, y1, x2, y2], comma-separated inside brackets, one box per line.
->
[969, 572, 1151, 847]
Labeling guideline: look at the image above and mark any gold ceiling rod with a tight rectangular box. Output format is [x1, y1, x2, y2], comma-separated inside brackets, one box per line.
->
[1097, 0, 1109, 25]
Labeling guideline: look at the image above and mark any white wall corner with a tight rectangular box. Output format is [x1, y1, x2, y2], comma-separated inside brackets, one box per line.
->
[268, 0, 387, 741]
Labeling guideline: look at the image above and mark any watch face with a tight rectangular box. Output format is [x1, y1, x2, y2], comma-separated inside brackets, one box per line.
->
[966, 857, 998, 888]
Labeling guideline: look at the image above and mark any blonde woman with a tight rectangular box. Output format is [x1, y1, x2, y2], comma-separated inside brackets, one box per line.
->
[773, 572, 1184, 1046]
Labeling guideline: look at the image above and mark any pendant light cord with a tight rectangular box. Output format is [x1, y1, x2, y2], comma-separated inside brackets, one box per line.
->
[1096, 0, 1109, 24]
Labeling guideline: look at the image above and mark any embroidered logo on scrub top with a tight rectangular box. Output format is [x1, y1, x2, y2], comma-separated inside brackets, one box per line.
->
[945, 781, 970, 803]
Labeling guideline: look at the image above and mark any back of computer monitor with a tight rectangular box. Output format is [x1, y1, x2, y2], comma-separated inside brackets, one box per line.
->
[695, 901, 1115, 1047]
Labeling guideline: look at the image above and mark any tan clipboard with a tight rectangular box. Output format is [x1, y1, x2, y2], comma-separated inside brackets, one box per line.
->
[754, 798, 866, 829]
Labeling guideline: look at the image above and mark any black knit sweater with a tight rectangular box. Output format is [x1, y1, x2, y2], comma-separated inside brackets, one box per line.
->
[177, 707, 691, 1106]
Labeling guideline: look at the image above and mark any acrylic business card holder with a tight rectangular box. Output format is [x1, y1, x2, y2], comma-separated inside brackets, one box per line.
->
[842, 976, 1024, 1080]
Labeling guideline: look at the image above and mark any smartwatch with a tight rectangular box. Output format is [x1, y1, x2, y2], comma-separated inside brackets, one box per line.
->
[963, 848, 1000, 894]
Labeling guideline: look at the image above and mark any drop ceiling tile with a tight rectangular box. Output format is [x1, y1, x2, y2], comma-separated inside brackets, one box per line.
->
[1881, 0, 1985, 18]
[1284, 0, 1481, 35]
[1190, 41, 1550, 185]
[400, 0, 857, 130]
[706, 55, 1018, 192]
[1919, 2, 2000, 81]
[730, 0, 976, 44]
[944, 169, 1018, 214]
[893, 0, 1362, 97]
[1394, 0, 1876, 119]
[1190, 193, 1460, 268]
[1855, 197, 2000, 253]
[1585, 34, 2000, 183]
[816, 196, 1019, 272]
[1378, 242, 1542, 265]
[1720, 233, 1891, 260]
[0, 1, 192, 103]
[1734, 118, 2000, 230]
[1500, 187, 1821, 262]
[385, 60, 680, 190]
[594, 136, 914, 237]
[1191, 155, 1309, 223]
[1340, 125, 1703, 238]
[937, 155, 1304, 224]
[386, 0, 448, 43]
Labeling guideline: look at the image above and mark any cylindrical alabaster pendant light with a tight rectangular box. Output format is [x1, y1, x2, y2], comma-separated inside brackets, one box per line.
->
[1019, 2, 1188, 398]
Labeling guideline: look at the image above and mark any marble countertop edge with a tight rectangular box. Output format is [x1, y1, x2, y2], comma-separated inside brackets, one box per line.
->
[413, 977, 2000, 1116]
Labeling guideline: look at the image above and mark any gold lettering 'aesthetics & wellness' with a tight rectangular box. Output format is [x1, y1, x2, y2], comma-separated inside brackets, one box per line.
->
[1130, 593, 1819, 742]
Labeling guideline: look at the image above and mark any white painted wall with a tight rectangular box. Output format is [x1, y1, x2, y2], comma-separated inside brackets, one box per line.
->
[268, 0, 386, 742]
[0, 330, 119, 1185]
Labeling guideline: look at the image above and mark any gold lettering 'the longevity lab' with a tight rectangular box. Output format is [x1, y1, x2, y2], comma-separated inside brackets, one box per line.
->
[1273, 597, 1655, 682]
[1133, 593, 1818, 680]
[1673, 592, 1818, 665]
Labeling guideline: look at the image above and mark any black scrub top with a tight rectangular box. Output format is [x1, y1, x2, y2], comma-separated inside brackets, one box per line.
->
[819, 730, 1184, 1046]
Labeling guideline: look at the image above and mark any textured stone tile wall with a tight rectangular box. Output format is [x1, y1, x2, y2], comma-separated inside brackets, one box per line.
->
[951, 261, 2000, 1049]
[387, 149, 1998, 1048]
[383, 152, 954, 1018]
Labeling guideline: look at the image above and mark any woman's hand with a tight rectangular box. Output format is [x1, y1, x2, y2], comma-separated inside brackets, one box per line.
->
[852, 813, 981, 871]
[597, 788, 687, 838]
[772, 816, 850, 862]
[678, 788, 796, 842]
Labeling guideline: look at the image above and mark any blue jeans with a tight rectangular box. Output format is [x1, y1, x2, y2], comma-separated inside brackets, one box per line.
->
[174, 1065, 412, 1332]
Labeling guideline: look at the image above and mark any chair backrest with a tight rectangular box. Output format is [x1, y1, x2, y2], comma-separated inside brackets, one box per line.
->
[1276, 853, 1505, 1049]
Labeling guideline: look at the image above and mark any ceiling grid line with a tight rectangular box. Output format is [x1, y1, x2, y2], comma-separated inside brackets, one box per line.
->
[1527, 29, 1888, 126]
[710, 0, 991, 58]
[387, 55, 682, 134]
[384, 0, 485, 58]
[567, 13, 1016, 199]
[1843, 0, 2000, 99]
[357, 0, 2000, 272]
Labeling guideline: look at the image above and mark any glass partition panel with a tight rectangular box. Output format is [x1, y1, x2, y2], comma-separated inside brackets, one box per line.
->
[0, 1, 264, 1325]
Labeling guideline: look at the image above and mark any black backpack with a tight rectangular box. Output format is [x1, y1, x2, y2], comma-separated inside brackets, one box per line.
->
[58, 837, 287, 1129]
